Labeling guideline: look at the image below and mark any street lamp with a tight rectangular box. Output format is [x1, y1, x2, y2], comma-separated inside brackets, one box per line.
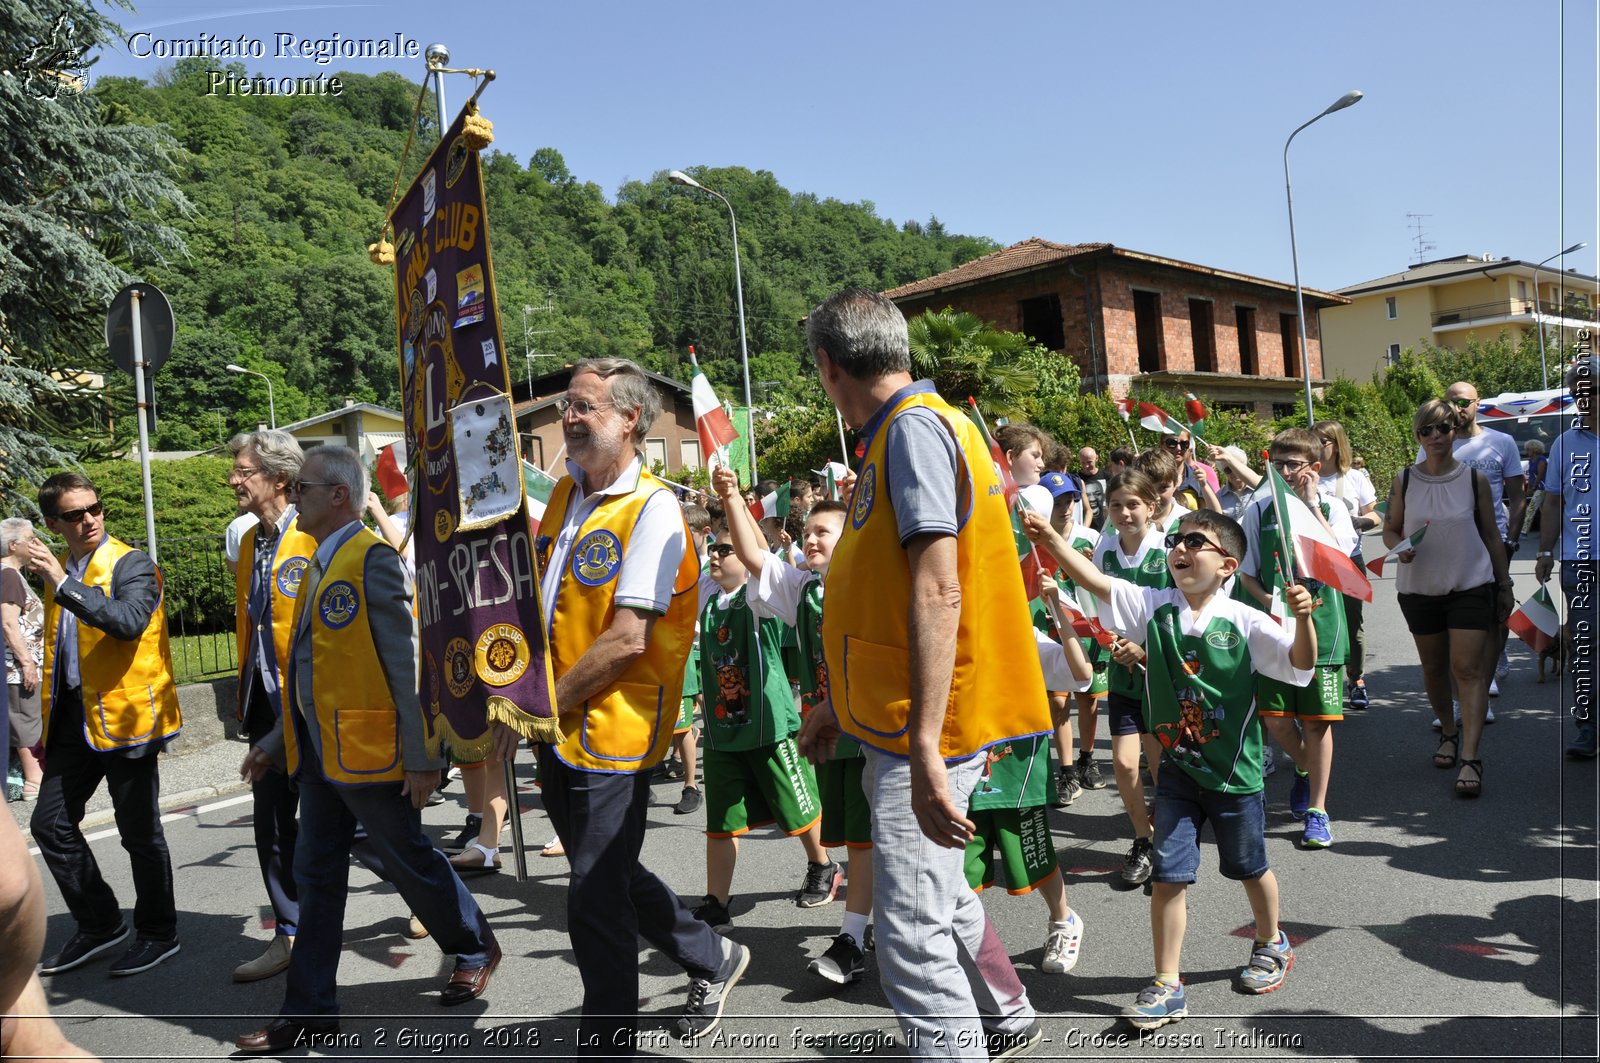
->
[1532, 241, 1588, 390]
[1284, 89, 1363, 425]
[668, 169, 755, 480]
[226, 363, 275, 428]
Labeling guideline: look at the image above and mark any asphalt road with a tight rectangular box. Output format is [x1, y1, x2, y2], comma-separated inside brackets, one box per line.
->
[15, 548, 1600, 1062]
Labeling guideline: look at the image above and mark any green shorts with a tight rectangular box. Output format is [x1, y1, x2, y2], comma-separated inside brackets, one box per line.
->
[818, 756, 872, 849]
[1258, 665, 1344, 720]
[704, 738, 821, 838]
[674, 695, 699, 735]
[964, 806, 1060, 894]
[1085, 660, 1109, 699]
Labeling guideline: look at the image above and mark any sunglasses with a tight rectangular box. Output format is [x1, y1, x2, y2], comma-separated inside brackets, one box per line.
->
[1162, 438, 1191, 451]
[708, 544, 736, 558]
[1417, 423, 1455, 438]
[1164, 530, 1227, 556]
[1449, 397, 1474, 409]
[53, 501, 104, 524]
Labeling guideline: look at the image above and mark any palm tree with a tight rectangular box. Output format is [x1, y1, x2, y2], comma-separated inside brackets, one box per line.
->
[906, 308, 1037, 418]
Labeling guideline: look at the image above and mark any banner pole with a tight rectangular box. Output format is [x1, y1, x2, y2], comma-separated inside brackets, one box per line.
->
[836, 408, 851, 464]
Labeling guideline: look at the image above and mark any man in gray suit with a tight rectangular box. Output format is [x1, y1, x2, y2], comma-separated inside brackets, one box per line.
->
[236, 447, 498, 1054]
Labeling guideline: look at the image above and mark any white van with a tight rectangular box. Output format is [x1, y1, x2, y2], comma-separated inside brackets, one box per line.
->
[1475, 387, 1574, 453]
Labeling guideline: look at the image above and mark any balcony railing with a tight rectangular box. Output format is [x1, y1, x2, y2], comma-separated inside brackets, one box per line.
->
[1431, 298, 1597, 329]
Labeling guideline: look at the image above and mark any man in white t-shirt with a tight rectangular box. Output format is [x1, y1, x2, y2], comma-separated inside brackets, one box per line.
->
[1418, 382, 1526, 695]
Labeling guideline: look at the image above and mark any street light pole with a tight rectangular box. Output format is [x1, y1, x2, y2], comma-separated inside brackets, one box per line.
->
[226, 363, 275, 428]
[1284, 89, 1363, 425]
[668, 170, 756, 482]
[1532, 241, 1588, 390]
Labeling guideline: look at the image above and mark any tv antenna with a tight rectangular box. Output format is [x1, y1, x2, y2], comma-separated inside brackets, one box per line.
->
[1406, 214, 1435, 265]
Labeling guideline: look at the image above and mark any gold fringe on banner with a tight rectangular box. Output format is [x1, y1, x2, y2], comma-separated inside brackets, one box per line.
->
[486, 694, 566, 745]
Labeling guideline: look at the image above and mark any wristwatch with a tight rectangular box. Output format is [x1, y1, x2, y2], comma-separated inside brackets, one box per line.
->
[1536, 550, 1554, 558]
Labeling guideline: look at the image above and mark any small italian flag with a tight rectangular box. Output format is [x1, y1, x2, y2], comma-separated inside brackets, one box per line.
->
[1508, 584, 1561, 653]
[1264, 463, 1375, 602]
[1365, 524, 1428, 576]
[813, 461, 849, 501]
[522, 460, 557, 529]
[751, 482, 791, 524]
[688, 346, 739, 467]
[968, 397, 1048, 599]
[1184, 393, 1207, 436]
[375, 440, 409, 500]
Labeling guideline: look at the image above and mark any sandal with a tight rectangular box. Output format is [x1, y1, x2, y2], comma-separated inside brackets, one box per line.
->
[539, 837, 566, 859]
[1433, 734, 1459, 769]
[1455, 759, 1483, 799]
[447, 842, 501, 878]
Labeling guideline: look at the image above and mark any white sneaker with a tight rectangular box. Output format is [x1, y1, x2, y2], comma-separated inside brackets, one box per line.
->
[1495, 652, 1510, 680]
[1489, 678, 1500, 697]
[1432, 701, 1462, 731]
[1040, 912, 1084, 974]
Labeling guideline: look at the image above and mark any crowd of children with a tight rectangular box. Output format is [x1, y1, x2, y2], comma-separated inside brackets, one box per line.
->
[506, 417, 1365, 1034]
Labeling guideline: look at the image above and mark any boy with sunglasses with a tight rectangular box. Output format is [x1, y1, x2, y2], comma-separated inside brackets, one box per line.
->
[1024, 506, 1316, 1030]
[1238, 429, 1356, 849]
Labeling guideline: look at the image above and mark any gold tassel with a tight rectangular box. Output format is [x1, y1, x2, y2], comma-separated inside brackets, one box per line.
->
[368, 239, 394, 265]
[462, 108, 494, 151]
[485, 694, 565, 746]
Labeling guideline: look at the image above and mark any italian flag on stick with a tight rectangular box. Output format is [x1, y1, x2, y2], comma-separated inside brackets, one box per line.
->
[967, 397, 1049, 599]
[1366, 524, 1428, 576]
[375, 441, 409, 499]
[1264, 463, 1375, 603]
[750, 482, 791, 524]
[688, 346, 739, 468]
[813, 461, 849, 501]
[1115, 396, 1185, 436]
[1508, 584, 1560, 653]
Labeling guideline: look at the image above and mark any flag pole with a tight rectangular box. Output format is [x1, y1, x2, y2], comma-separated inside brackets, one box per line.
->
[836, 408, 851, 465]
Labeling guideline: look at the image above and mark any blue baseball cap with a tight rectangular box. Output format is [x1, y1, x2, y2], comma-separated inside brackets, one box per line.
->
[1040, 472, 1081, 499]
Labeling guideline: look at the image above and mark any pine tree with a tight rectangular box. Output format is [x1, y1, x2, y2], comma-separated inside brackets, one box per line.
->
[0, 0, 188, 514]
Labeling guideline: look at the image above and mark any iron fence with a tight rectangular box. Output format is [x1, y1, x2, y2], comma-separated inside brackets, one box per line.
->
[124, 533, 238, 684]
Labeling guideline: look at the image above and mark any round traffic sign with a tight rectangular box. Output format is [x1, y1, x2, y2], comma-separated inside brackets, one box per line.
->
[105, 282, 175, 376]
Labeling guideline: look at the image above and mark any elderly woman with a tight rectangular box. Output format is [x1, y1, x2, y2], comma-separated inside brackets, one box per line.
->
[1520, 439, 1547, 537]
[1, 517, 45, 801]
[1314, 421, 1380, 709]
[1383, 400, 1511, 798]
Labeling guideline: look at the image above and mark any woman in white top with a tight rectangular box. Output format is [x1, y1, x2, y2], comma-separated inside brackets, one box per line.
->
[1382, 400, 1511, 799]
[1314, 421, 1379, 709]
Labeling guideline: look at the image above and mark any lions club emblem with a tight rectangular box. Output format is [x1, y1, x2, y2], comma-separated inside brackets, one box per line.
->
[318, 580, 359, 629]
[851, 464, 877, 530]
[572, 529, 622, 587]
[276, 557, 308, 598]
[475, 624, 531, 687]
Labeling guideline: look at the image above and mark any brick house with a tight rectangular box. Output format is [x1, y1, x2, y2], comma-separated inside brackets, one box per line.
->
[513, 364, 702, 475]
[885, 238, 1348, 418]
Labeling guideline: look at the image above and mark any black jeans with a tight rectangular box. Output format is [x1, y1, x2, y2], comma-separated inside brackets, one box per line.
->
[30, 689, 176, 941]
[539, 746, 723, 1056]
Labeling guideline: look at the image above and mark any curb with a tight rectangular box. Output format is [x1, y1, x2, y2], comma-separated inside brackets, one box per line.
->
[22, 779, 254, 839]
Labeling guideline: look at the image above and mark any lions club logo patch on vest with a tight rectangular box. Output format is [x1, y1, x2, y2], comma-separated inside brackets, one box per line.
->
[851, 464, 877, 530]
[276, 556, 308, 598]
[318, 580, 359, 629]
[572, 529, 622, 587]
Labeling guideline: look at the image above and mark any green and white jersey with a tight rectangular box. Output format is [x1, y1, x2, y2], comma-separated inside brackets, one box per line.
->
[1094, 526, 1171, 699]
[969, 734, 1053, 811]
[751, 561, 861, 759]
[1107, 581, 1312, 794]
[1156, 500, 1192, 535]
[1239, 493, 1350, 668]
[699, 580, 799, 752]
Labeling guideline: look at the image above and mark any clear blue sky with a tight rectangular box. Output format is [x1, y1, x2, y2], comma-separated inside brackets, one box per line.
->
[89, 0, 1597, 292]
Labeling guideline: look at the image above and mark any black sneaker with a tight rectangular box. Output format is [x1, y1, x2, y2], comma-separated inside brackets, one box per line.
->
[986, 1018, 1043, 1060]
[808, 932, 866, 985]
[674, 786, 702, 815]
[797, 859, 843, 908]
[1054, 764, 1082, 808]
[1078, 754, 1107, 790]
[109, 936, 181, 976]
[1120, 838, 1154, 887]
[39, 923, 130, 975]
[691, 894, 732, 933]
[441, 814, 482, 855]
[677, 939, 749, 1040]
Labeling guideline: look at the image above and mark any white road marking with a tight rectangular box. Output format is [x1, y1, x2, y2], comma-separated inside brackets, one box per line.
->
[27, 792, 253, 857]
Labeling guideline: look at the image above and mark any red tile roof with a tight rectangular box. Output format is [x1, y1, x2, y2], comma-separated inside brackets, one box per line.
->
[884, 238, 1110, 299]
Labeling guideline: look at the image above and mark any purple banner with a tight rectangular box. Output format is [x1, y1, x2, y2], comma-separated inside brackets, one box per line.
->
[388, 104, 560, 756]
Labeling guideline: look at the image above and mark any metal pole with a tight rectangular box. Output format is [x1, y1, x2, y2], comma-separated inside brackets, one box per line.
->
[1284, 133, 1316, 426]
[263, 375, 276, 429]
[722, 196, 756, 483]
[1532, 271, 1550, 392]
[130, 290, 159, 565]
[428, 44, 449, 134]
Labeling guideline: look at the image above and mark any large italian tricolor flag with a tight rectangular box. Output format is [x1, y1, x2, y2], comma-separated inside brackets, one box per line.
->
[1508, 584, 1560, 653]
[688, 346, 738, 467]
[1265, 463, 1374, 602]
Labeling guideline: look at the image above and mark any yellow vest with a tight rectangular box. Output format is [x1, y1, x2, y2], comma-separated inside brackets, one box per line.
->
[41, 537, 181, 753]
[234, 513, 318, 722]
[822, 385, 1049, 760]
[284, 527, 410, 785]
[540, 469, 699, 773]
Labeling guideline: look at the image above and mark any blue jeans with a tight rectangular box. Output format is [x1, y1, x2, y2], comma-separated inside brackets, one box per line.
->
[864, 749, 1033, 1061]
[280, 773, 495, 1019]
[1151, 759, 1269, 884]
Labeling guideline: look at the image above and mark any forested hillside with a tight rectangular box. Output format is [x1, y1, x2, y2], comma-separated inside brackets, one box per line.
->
[92, 58, 998, 450]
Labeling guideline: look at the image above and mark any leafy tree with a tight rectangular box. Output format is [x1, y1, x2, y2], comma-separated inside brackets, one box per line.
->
[0, 0, 188, 514]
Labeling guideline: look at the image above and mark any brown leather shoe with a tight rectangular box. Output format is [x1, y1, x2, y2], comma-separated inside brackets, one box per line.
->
[235, 1018, 340, 1053]
[439, 943, 501, 1006]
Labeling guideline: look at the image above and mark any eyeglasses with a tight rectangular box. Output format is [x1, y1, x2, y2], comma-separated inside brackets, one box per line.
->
[555, 397, 615, 417]
[1162, 438, 1191, 452]
[52, 501, 103, 524]
[1269, 459, 1309, 473]
[708, 544, 736, 558]
[1164, 530, 1227, 556]
[1417, 423, 1455, 438]
[1449, 397, 1475, 409]
[227, 465, 263, 483]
